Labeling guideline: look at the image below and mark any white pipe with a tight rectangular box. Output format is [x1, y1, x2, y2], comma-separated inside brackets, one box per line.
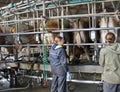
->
[70, 79, 102, 84]
[23, 75, 103, 85]
[47, 77, 102, 84]
[23, 75, 103, 84]
[24, 75, 43, 79]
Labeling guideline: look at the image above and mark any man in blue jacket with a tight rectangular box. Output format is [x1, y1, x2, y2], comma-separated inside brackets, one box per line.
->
[49, 36, 70, 92]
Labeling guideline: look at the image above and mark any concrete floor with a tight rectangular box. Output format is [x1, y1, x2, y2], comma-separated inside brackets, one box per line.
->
[3, 83, 101, 92]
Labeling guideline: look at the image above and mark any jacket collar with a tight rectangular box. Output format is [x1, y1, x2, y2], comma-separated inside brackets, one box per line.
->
[55, 45, 63, 49]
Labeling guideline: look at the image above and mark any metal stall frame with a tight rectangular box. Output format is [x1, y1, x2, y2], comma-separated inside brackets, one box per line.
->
[0, 0, 120, 91]
[0, 0, 119, 73]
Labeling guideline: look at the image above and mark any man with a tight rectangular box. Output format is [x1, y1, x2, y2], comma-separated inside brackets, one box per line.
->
[49, 36, 71, 92]
[99, 32, 120, 92]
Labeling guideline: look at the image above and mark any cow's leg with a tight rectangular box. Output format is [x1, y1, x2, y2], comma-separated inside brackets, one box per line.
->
[83, 46, 90, 62]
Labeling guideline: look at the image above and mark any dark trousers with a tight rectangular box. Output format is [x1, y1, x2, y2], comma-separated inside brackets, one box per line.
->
[51, 75, 66, 92]
[103, 81, 120, 92]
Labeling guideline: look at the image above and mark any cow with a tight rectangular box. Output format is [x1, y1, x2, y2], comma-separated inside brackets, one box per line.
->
[70, 19, 92, 62]
[39, 19, 73, 44]
[99, 16, 119, 43]
[0, 23, 41, 61]
[40, 19, 92, 63]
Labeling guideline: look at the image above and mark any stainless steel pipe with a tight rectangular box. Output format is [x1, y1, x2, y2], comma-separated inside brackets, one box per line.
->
[24, 75, 102, 84]
[0, 27, 119, 36]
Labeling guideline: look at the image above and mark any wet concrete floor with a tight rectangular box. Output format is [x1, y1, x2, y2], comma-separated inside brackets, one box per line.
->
[4, 83, 101, 92]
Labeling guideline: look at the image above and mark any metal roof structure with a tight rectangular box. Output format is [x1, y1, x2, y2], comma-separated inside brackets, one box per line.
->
[0, 0, 21, 7]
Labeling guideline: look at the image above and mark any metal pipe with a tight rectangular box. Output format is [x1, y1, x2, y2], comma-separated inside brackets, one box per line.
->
[0, 17, 43, 24]
[1, 11, 120, 24]
[24, 75, 102, 84]
[52, 27, 119, 32]
[1, 0, 120, 19]
[51, 10, 54, 16]
[36, 10, 40, 43]
[13, 0, 120, 11]
[0, 0, 35, 10]
[0, 43, 106, 47]
[1, 0, 119, 12]
[60, 6, 64, 37]
[92, 0, 97, 62]
[48, 12, 120, 19]
[47, 77, 102, 84]
[33, 10, 36, 32]
[70, 79, 102, 84]
[48, 10, 51, 17]
[0, 27, 119, 36]
[0, 0, 42, 12]
[1, 12, 120, 24]
[24, 75, 42, 79]
[56, 8, 60, 29]
[8, 1, 51, 13]
[88, 3, 91, 28]
[16, 0, 39, 8]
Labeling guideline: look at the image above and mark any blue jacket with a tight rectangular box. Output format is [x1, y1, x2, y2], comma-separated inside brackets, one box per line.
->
[49, 44, 68, 76]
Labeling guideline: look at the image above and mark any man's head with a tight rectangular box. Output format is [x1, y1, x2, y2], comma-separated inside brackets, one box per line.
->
[54, 36, 64, 45]
[105, 32, 115, 44]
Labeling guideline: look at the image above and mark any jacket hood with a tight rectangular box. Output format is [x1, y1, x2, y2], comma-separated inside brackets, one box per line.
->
[106, 43, 120, 54]
[51, 44, 62, 50]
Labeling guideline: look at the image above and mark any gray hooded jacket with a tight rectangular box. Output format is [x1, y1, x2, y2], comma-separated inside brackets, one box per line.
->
[99, 43, 120, 84]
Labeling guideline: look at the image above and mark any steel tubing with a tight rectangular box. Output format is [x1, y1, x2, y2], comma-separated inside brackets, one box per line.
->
[0, 43, 106, 47]
[0, 27, 119, 36]
[47, 77, 102, 84]
[0, 0, 119, 13]
[1, 0, 120, 19]
[0, 11, 120, 24]
[24, 76, 102, 84]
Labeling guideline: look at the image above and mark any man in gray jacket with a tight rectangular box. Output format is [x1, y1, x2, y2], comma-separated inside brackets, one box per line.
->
[99, 32, 120, 92]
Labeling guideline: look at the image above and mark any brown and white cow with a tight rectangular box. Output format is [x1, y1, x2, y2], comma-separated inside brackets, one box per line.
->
[99, 16, 120, 43]
[40, 19, 92, 62]
[39, 19, 73, 44]
[71, 19, 91, 62]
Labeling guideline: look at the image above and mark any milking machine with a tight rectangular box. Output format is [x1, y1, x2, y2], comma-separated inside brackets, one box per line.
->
[0, 66, 18, 89]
